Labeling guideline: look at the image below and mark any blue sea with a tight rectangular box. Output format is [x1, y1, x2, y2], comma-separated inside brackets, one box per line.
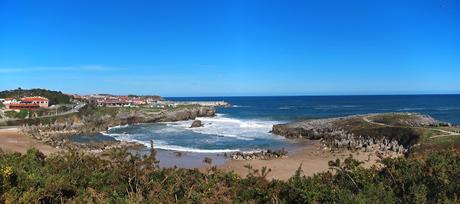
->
[73, 95, 460, 155]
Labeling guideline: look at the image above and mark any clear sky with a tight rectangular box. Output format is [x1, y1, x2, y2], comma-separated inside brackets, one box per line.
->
[1, 0, 459, 96]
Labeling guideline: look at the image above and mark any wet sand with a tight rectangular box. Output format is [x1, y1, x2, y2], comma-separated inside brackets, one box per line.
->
[0, 127, 58, 155]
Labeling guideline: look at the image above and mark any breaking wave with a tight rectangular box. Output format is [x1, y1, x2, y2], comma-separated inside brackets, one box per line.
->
[232, 105, 251, 108]
[162, 114, 279, 141]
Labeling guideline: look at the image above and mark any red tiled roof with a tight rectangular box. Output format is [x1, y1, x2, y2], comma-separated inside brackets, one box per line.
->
[22, 97, 48, 102]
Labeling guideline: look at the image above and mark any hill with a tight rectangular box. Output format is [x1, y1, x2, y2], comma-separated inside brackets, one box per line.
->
[0, 88, 71, 105]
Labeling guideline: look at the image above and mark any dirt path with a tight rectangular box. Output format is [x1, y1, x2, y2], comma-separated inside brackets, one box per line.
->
[0, 127, 58, 155]
[362, 115, 389, 127]
[430, 128, 460, 138]
[362, 115, 460, 139]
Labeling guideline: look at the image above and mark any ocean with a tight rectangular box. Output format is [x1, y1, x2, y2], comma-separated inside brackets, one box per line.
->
[72, 95, 460, 156]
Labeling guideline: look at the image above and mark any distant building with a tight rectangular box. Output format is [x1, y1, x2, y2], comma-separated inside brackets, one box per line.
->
[2, 98, 17, 108]
[21, 97, 49, 108]
[98, 99, 130, 107]
[5, 96, 49, 110]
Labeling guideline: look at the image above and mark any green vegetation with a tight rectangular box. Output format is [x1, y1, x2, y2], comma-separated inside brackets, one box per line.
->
[0, 88, 71, 105]
[81, 106, 121, 117]
[0, 103, 4, 109]
[368, 113, 416, 126]
[331, 116, 422, 148]
[4, 110, 29, 119]
[0, 147, 458, 203]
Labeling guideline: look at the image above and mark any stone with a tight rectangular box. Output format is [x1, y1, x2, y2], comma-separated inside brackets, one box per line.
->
[190, 120, 203, 128]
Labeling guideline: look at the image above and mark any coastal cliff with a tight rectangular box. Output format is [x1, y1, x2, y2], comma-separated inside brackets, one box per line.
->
[20, 105, 216, 148]
[272, 113, 441, 153]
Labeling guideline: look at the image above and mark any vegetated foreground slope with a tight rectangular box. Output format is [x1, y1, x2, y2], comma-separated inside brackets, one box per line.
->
[0, 147, 458, 203]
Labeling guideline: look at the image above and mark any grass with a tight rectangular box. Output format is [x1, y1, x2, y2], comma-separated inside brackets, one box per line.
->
[436, 126, 460, 132]
[368, 113, 420, 126]
[141, 107, 164, 113]
[428, 135, 460, 145]
[4, 110, 28, 119]
[81, 106, 120, 117]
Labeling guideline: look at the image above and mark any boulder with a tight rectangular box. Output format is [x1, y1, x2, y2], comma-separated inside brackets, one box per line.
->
[190, 120, 203, 128]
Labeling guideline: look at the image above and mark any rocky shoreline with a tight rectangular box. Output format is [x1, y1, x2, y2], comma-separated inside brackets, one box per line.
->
[20, 106, 216, 150]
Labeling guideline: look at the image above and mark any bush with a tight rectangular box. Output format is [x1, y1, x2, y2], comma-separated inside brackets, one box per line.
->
[4, 110, 29, 119]
[0, 148, 458, 203]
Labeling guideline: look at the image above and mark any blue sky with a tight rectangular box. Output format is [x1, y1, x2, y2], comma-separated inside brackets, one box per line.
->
[1, 0, 459, 96]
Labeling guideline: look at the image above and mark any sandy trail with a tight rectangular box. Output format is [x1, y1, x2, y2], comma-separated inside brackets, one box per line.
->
[430, 128, 460, 138]
[0, 127, 58, 155]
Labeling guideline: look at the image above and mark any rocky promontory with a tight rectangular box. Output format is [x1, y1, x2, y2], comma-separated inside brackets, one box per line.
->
[272, 113, 440, 153]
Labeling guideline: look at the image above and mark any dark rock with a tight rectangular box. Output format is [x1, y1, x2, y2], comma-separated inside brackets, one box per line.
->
[230, 149, 288, 160]
[190, 120, 203, 128]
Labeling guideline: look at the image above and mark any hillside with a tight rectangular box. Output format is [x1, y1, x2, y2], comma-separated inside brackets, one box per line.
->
[0, 88, 71, 105]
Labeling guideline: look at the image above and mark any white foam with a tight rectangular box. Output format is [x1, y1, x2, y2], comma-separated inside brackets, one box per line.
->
[159, 114, 281, 141]
[397, 107, 426, 111]
[110, 134, 240, 153]
[100, 132, 129, 137]
[107, 124, 129, 131]
[232, 105, 251, 108]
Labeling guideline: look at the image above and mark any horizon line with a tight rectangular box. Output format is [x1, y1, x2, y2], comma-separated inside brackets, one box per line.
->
[164, 93, 460, 98]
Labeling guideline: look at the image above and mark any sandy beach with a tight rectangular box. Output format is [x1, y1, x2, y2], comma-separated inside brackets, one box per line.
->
[218, 140, 387, 180]
[0, 127, 58, 155]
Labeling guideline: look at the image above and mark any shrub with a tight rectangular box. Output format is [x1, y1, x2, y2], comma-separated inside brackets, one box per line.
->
[0, 148, 458, 203]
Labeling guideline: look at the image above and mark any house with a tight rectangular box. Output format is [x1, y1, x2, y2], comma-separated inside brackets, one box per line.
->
[98, 99, 130, 107]
[2, 98, 17, 108]
[5, 96, 49, 110]
[21, 97, 49, 108]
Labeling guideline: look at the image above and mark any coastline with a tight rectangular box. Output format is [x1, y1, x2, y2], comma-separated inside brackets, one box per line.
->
[0, 125, 403, 181]
[20, 105, 217, 149]
[2, 109, 427, 181]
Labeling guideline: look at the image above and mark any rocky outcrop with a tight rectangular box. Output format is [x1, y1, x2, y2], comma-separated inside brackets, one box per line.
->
[190, 120, 203, 128]
[272, 113, 439, 153]
[230, 149, 288, 160]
